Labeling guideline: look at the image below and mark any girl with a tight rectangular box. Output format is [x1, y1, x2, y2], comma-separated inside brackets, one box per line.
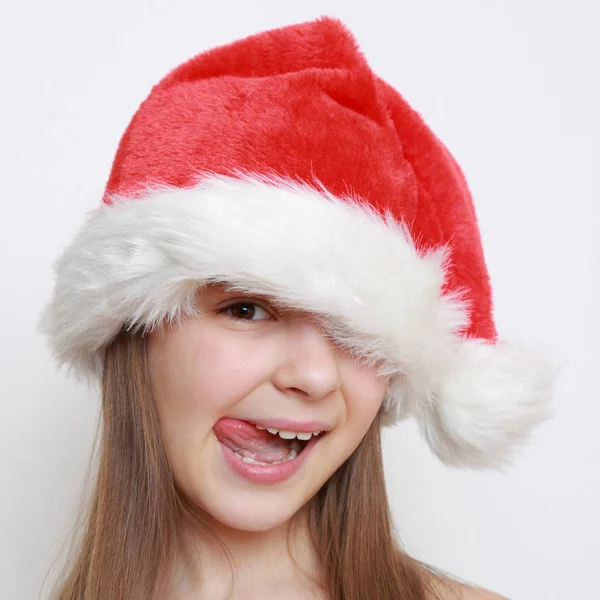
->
[39, 16, 555, 600]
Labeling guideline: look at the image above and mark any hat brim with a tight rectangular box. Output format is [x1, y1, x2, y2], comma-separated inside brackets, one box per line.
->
[39, 173, 556, 469]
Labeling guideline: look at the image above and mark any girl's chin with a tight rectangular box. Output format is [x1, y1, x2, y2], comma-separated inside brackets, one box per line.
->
[198, 499, 304, 533]
[191, 474, 319, 532]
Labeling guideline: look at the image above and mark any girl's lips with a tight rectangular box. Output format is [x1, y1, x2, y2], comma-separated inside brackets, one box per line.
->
[217, 432, 322, 484]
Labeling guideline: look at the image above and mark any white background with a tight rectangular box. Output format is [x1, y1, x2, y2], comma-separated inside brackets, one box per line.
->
[1, 1, 598, 599]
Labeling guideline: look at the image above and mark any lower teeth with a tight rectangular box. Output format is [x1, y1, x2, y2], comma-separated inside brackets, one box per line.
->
[234, 448, 299, 465]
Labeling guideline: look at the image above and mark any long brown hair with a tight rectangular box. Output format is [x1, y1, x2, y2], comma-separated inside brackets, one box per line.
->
[44, 329, 460, 600]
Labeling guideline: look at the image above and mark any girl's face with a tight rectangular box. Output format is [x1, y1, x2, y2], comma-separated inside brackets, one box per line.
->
[147, 283, 388, 532]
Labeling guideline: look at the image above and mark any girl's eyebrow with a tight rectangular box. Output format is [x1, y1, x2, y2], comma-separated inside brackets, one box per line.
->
[207, 286, 322, 321]
[208, 288, 282, 308]
[217, 290, 317, 320]
[218, 288, 282, 304]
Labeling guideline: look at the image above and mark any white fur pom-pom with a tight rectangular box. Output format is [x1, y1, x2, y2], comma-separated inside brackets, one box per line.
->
[404, 338, 560, 471]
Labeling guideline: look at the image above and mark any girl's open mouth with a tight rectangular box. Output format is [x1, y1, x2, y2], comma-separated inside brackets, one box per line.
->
[213, 418, 327, 484]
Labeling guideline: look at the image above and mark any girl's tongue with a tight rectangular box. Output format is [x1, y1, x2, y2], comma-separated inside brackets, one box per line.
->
[213, 418, 297, 463]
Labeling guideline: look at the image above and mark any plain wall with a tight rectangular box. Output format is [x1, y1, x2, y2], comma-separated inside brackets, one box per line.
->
[1, 1, 598, 599]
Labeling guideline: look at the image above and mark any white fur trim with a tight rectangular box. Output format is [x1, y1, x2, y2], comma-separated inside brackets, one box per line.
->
[38, 173, 556, 468]
[392, 338, 559, 471]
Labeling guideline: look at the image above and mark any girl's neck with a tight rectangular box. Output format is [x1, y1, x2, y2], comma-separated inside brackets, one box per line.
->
[169, 510, 325, 599]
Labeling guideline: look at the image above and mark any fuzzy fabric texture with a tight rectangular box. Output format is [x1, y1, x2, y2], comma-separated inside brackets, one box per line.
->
[39, 175, 556, 470]
[103, 16, 496, 344]
[38, 16, 557, 470]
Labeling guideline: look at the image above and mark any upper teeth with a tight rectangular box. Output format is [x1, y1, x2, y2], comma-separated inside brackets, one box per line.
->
[254, 425, 322, 440]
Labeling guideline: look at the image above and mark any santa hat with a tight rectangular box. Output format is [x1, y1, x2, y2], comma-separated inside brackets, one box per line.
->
[39, 16, 556, 470]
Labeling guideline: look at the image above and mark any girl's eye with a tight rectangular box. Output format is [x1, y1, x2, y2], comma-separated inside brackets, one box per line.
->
[218, 301, 273, 322]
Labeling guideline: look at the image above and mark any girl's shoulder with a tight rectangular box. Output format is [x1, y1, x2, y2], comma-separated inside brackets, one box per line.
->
[457, 585, 509, 600]
[425, 570, 509, 600]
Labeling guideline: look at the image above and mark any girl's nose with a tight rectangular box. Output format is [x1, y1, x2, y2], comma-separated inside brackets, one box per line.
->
[270, 317, 342, 402]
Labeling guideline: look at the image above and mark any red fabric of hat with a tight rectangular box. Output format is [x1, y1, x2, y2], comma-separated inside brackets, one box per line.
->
[39, 16, 556, 470]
